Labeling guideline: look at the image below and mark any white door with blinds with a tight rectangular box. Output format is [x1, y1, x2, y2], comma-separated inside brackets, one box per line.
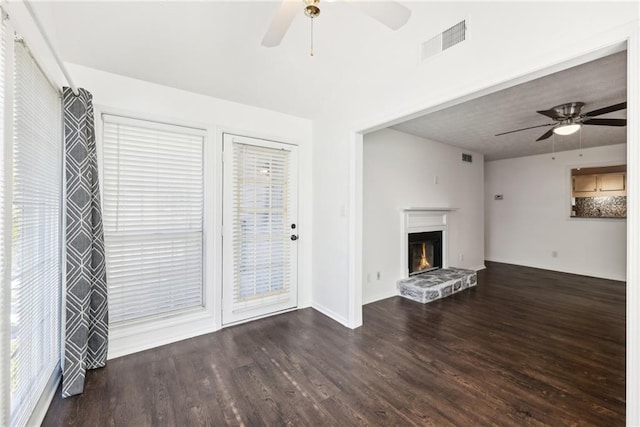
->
[101, 115, 205, 323]
[222, 134, 298, 325]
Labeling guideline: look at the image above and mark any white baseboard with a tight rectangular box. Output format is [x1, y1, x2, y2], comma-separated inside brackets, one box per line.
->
[485, 258, 625, 282]
[109, 325, 217, 360]
[222, 306, 298, 328]
[363, 289, 398, 305]
[108, 309, 219, 360]
[472, 264, 487, 271]
[311, 302, 349, 327]
[27, 367, 60, 426]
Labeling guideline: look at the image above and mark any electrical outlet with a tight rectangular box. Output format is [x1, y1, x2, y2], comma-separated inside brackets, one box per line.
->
[552, 251, 558, 258]
[434, 175, 438, 185]
[459, 253, 464, 262]
[494, 194, 504, 200]
[376, 272, 381, 280]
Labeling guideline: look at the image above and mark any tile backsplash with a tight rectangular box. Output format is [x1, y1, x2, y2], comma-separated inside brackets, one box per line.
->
[574, 196, 626, 218]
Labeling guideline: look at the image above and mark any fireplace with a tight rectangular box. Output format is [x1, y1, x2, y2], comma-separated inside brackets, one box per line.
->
[408, 231, 442, 275]
[402, 208, 452, 278]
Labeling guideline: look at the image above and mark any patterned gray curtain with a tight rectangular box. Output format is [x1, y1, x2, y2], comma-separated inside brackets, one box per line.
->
[62, 87, 108, 397]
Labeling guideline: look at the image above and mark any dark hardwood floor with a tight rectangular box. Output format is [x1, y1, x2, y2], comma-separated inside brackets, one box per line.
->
[43, 262, 626, 426]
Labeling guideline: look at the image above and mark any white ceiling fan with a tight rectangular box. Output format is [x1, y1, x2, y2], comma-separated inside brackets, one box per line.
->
[261, 0, 411, 49]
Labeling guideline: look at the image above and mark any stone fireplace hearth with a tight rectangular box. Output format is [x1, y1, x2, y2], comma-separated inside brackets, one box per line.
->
[397, 267, 477, 303]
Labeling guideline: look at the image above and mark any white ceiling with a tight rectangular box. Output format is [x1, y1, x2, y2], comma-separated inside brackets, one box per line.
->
[392, 50, 627, 161]
[32, 1, 443, 119]
[31, 2, 628, 161]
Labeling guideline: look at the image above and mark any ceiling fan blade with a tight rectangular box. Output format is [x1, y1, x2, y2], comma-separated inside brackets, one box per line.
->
[261, 0, 300, 47]
[536, 109, 562, 120]
[536, 128, 555, 141]
[344, 0, 411, 30]
[584, 102, 627, 117]
[495, 123, 554, 137]
[583, 118, 627, 127]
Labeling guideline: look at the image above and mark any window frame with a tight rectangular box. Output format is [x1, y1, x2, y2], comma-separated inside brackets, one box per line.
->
[94, 106, 218, 359]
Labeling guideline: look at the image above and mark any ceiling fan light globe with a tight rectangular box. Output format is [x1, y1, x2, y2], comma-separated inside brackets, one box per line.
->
[553, 123, 581, 136]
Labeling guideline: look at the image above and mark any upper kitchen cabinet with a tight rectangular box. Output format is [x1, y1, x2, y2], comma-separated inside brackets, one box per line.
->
[572, 166, 626, 198]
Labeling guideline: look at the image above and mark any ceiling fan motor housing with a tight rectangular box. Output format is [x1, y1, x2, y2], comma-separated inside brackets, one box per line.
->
[551, 102, 585, 119]
[305, 0, 320, 18]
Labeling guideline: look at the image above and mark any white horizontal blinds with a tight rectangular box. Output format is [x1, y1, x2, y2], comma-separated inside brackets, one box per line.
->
[102, 115, 205, 323]
[11, 41, 61, 426]
[232, 143, 291, 311]
[0, 17, 8, 427]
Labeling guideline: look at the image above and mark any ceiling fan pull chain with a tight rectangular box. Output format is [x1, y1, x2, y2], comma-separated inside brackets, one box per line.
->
[579, 126, 583, 157]
[310, 17, 314, 56]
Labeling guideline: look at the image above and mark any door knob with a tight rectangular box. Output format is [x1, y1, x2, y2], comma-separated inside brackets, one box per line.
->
[290, 235, 298, 241]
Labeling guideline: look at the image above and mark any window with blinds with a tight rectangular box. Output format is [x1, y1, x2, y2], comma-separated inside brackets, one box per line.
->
[10, 41, 62, 426]
[101, 115, 205, 323]
[0, 17, 8, 427]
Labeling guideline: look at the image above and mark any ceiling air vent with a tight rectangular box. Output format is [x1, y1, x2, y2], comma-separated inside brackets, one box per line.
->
[462, 153, 473, 163]
[421, 19, 467, 62]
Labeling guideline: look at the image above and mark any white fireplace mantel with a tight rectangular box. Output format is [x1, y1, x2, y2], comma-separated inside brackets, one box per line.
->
[401, 208, 457, 278]
[402, 208, 457, 233]
[402, 207, 458, 212]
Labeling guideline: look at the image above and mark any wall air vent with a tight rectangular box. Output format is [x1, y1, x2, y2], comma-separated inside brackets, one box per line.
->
[462, 153, 473, 163]
[421, 19, 467, 62]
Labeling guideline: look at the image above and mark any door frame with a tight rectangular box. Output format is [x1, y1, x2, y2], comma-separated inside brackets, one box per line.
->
[221, 133, 300, 326]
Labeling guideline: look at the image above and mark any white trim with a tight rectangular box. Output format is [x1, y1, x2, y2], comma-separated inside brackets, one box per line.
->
[206, 127, 222, 332]
[311, 302, 349, 327]
[0, 17, 14, 426]
[471, 264, 487, 272]
[221, 307, 298, 328]
[108, 309, 216, 359]
[25, 367, 60, 427]
[0, 2, 65, 90]
[402, 207, 458, 212]
[625, 21, 640, 427]
[348, 132, 363, 328]
[101, 112, 207, 136]
[363, 289, 398, 305]
[22, 0, 77, 94]
[485, 257, 625, 282]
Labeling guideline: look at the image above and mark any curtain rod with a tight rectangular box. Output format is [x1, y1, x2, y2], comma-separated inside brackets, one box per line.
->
[22, 0, 79, 96]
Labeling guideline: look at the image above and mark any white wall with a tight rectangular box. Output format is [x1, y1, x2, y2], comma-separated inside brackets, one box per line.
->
[485, 144, 626, 281]
[66, 63, 313, 358]
[311, 2, 639, 328]
[362, 129, 484, 304]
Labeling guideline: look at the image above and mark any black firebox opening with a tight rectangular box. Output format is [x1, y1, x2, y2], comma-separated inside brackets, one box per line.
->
[408, 231, 442, 275]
